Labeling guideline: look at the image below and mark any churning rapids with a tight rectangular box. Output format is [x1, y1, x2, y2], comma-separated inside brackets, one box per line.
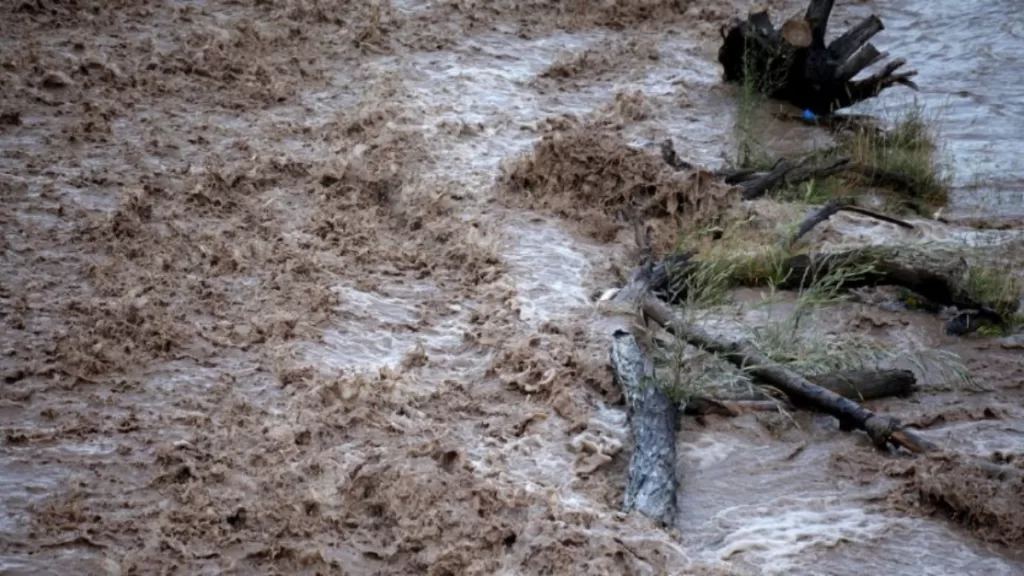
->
[1, 0, 1022, 575]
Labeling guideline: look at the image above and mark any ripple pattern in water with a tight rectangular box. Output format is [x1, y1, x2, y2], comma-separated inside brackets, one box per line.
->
[843, 0, 1024, 216]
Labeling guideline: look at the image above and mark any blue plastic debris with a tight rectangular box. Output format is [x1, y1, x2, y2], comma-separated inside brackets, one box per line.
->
[802, 109, 817, 121]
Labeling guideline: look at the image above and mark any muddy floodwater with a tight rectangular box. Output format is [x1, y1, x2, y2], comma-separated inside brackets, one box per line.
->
[841, 0, 1024, 217]
[1, 0, 1023, 575]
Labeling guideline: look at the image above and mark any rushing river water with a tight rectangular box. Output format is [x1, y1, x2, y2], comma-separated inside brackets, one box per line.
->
[1, 1, 1022, 575]
[847, 0, 1024, 217]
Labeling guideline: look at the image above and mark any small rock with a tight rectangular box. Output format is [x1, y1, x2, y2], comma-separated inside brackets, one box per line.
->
[41, 70, 74, 89]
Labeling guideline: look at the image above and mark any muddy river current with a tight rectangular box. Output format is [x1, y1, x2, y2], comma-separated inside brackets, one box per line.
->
[1, 0, 1022, 575]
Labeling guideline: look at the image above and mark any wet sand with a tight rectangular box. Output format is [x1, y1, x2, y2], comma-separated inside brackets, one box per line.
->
[1, 1, 1023, 574]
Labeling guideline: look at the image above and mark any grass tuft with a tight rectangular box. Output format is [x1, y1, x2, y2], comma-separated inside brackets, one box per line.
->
[842, 102, 954, 209]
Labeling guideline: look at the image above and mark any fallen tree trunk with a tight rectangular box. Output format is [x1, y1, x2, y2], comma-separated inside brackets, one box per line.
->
[610, 329, 678, 527]
[718, 1, 918, 115]
[637, 245, 1012, 327]
[736, 157, 930, 201]
[640, 294, 937, 453]
[754, 249, 1009, 318]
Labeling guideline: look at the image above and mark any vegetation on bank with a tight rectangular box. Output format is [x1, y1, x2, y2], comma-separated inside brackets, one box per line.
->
[731, 42, 954, 216]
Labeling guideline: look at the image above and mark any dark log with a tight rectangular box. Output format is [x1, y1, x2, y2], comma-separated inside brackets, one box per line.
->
[687, 369, 914, 416]
[739, 159, 797, 200]
[808, 369, 916, 402]
[641, 247, 1010, 333]
[791, 199, 848, 243]
[610, 329, 679, 527]
[803, 0, 835, 47]
[835, 44, 886, 82]
[640, 294, 937, 453]
[658, 138, 908, 201]
[720, 167, 761, 185]
[739, 156, 850, 200]
[837, 59, 919, 109]
[717, 3, 917, 115]
[722, 158, 922, 201]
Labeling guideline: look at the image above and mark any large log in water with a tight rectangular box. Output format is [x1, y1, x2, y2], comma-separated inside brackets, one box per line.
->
[610, 329, 678, 527]
[717, 0, 918, 115]
[640, 294, 937, 453]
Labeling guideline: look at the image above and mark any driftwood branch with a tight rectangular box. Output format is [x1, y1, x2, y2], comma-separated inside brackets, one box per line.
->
[836, 44, 886, 83]
[640, 294, 937, 453]
[660, 138, 922, 202]
[789, 198, 913, 246]
[828, 15, 883, 63]
[803, 0, 835, 47]
[610, 329, 678, 527]
[736, 157, 926, 201]
[618, 213, 1007, 332]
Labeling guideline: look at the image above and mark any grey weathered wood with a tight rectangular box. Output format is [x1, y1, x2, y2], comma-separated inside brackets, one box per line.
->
[610, 330, 679, 527]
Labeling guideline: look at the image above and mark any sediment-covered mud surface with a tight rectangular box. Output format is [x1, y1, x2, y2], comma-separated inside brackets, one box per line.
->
[1, 1, 1023, 575]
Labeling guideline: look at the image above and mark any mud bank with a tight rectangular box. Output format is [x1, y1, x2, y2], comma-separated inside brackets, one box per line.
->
[2, 0, 1023, 575]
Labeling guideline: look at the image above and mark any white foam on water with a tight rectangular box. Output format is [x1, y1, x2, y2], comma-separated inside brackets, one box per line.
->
[701, 495, 892, 574]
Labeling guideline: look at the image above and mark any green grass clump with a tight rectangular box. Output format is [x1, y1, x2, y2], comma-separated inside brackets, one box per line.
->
[731, 76, 954, 215]
[732, 41, 789, 171]
[842, 104, 953, 209]
[965, 266, 1022, 317]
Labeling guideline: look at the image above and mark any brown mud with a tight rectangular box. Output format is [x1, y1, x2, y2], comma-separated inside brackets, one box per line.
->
[2, 0, 1023, 575]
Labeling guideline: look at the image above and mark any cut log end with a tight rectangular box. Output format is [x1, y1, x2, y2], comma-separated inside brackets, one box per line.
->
[781, 18, 812, 48]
